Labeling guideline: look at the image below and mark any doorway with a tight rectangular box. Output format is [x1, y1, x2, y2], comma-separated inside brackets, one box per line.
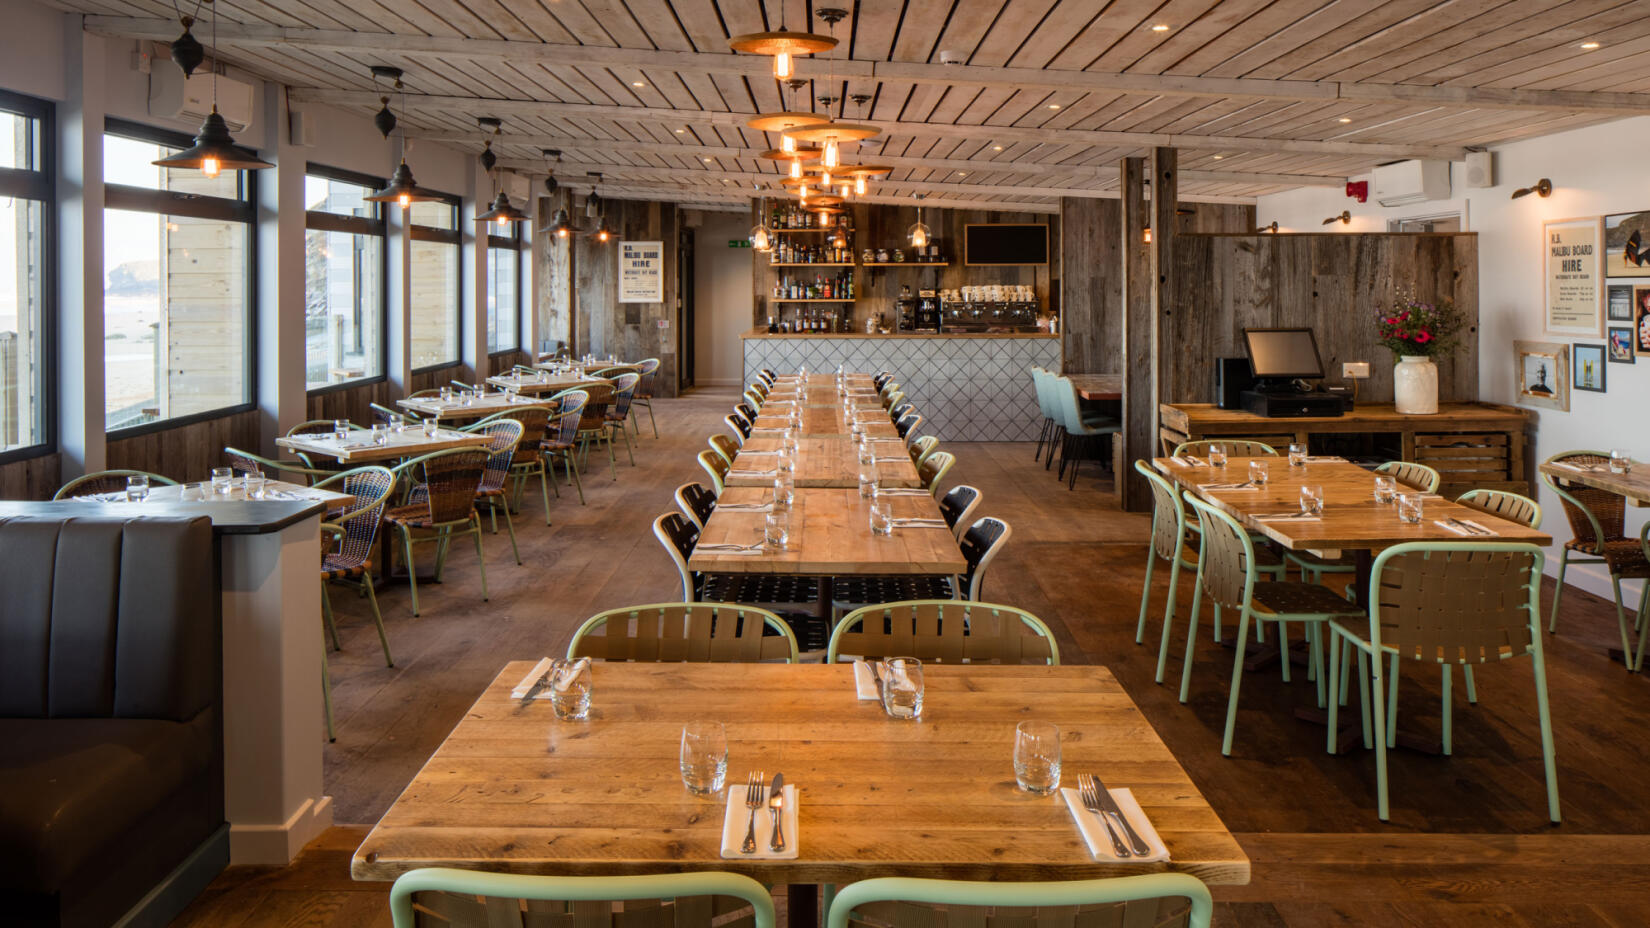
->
[678, 225, 695, 391]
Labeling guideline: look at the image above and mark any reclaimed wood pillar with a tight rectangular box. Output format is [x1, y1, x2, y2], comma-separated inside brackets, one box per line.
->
[1118, 156, 1151, 511]
[1151, 147, 1179, 446]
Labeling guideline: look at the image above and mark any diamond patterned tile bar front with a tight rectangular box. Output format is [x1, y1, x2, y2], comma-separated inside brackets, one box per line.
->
[742, 334, 1060, 442]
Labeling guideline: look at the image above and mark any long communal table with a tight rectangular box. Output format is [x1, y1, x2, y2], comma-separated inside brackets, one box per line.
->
[725, 436, 922, 490]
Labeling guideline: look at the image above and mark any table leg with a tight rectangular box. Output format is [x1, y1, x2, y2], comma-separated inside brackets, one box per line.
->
[788, 884, 819, 928]
[1350, 549, 1374, 606]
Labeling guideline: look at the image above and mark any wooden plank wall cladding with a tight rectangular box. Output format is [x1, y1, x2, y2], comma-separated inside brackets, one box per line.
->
[1060, 198, 1255, 374]
[307, 379, 393, 427]
[537, 197, 680, 397]
[106, 408, 262, 482]
[411, 364, 464, 394]
[488, 350, 529, 376]
[1165, 233, 1479, 405]
[750, 202, 1059, 332]
[0, 452, 63, 500]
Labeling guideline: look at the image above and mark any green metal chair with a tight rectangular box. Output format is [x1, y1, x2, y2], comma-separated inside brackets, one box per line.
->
[1134, 461, 1203, 684]
[52, 469, 177, 499]
[476, 404, 555, 526]
[390, 868, 776, 928]
[1172, 439, 1277, 458]
[605, 371, 642, 467]
[1184, 494, 1364, 755]
[575, 380, 621, 480]
[385, 447, 492, 617]
[1542, 451, 1650, 664]
[1326, 542, 1560, 823]
[542, 391, 589, 506]
[632, 357, 662, 438]
[825, 873, 1213, 928]
[918, 450, 955, 497]
[459, 418, 526, 566]
[223, 447, 336, 486]
[569, 602, 800, 664]
[1375, 459, 1442, 493]
[1456, 488, 1542, 529]
[828, 600, 1058, 665]
[316, 465, 396, 741]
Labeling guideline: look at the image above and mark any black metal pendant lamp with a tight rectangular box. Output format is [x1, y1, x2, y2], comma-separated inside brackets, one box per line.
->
[153, 0, 271, 176]
[362, 66, 442, 208]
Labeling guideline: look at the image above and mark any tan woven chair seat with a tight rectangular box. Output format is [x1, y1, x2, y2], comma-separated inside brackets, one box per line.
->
[383, 504, 451, 529]
[1249, 581, 1362, 618]
[1329, 614, 1521, 663]
[1564, 537, 1650, 575]
[321, 556, 372, 580]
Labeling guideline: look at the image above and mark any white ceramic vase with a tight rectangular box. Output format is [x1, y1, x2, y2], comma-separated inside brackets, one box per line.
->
[1394, 355, 1439, 415]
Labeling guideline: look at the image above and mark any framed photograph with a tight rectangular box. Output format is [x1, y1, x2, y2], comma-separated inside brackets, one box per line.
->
[1604, 211, 1650, 278]
[1608, 282, 1636, 320]
[1638, 285, 1650, 353]
[1607, 326, 1636, 363]
[1515, 340, 1570, 411]
[1545, 218, 1603, 336]
[1573, 343, 1607, 392]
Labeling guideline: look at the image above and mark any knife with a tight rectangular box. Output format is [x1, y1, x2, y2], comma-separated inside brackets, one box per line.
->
[1090, 774, 1150, 856]
[768, 772, 786, 852]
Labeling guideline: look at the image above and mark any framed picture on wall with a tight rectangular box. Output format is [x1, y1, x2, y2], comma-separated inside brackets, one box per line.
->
[1574, 343, 1607, 392]
[1544, 217, 1603, 337]
[1604, 211, 1650, 278]
[1607, 326, 1636, 363]
[1638, 285, 1650, 353]
[1515, 340, 1570, 411]
[1608, 282, 1636, 321]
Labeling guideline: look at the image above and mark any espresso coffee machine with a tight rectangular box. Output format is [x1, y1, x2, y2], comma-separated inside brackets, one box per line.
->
[896, 289, 941, 333]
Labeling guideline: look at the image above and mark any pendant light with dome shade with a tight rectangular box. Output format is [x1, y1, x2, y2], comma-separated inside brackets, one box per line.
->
[362, 66, 442, 208]
[474, 117, 528, 230]
[152, 0, 272, 177]
[907, 194, 932, 249]
[727, 6, 838, 80]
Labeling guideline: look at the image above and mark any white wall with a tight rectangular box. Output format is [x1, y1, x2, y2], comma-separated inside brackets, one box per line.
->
[1257, 119, 1650, 603]
[693, 212, 754, 387]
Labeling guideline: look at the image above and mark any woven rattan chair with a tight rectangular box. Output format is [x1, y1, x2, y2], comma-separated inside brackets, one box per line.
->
[315, 465, 396, 740]
[825, 874, 1213, 928]
[52, 469, 178, 499]
[384, 448, 492, 616]
[937, 484, 980, 541]
[223, 446, 335, 486]
[827, 600, 1059, 665]
[477, 404, 554, 525]
[542, 391, 589, 506]
[1374, 459, 1441, 493]
[653, 513, 820, 609]
[389, 868, 776, 928]
[460, 418, 525, 565]
[577, 380, 620, 480]
[698, 450, 730, 496]
[708, 433, 741, 468]
[725, 413, 751, 443]
[908, 435, 940, 469]
[674, 482, 717, 531]
[1172, 439, 1279, 458]
[569, 603, 800, 664]
[605, 372, 642, 467]
[918, 450, 955, 497]
[1326, 542, 1560, 822]
[1184, 494, 1363, 755]
[632, 357, 662, 438]
[1542, 451, 1650, 657]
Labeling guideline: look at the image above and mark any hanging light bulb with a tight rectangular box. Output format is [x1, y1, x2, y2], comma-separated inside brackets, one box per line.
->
[823, 139, 839, 168]
[907, 194, 931, 249]
[775, 50, 793, 80]
[781, 133, 797, 154]
[153, 2, 274, 179]
[595, 218, 612, 243]
[854, 175, 866, 196]
[790, 159, 802, 179]
[818, 208, 832, 224]
[1142, 225, 1153, 244]
[820, 168, 832, 187]
[201, 155, 221, 178]
[549, 205, 573, 238]
[839, 183, 850, 198]
[750, 195, 772, 252]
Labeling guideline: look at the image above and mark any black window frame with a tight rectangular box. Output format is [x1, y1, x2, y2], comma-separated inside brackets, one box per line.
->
[0, 88, 56, 465]
[407, 190, 462, 374]
[101, 117, 259, 439]
[303, 163, 389, 396]
[486, 222, 523, 357]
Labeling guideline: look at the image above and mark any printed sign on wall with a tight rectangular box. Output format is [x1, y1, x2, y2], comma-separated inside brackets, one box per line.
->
[619, 240, 664, 303]
[1544, 218, 1603, 337]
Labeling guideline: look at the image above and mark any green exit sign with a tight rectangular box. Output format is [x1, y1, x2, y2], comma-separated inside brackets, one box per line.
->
[728, 239, 752, 248]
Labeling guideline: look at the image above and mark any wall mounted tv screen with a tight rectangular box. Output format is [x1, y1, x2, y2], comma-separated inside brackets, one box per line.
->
[964, 224, 1050, 266]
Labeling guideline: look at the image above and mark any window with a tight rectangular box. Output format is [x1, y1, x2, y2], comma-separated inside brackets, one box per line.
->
[409, 196, 460, 370]
[486, 223, 521, 353]
[0, 90, 52, 459]
[305, 168, 386, 389]
[102, 121, 255, 432]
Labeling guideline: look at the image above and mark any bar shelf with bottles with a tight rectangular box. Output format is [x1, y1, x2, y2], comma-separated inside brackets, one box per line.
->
[772, 269, 855, 304]
[766, 203, 855, 266]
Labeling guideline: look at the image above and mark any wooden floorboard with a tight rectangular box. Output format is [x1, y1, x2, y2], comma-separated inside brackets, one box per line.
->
[172, 388, 1650, 927]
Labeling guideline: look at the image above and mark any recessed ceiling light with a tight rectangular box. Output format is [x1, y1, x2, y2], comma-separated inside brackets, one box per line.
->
[632, 80, 646, 87]
[1580, 41, 1600, 49]
[1047, 103, 1061, 109]
[1338, 117, 1352, 123]
[703, 157, 713, 162]
[1212, 154, 1223, 160]
[957, 171, 968, 176]
[675, 128, 686, 134]
[992, 145, 1003, 151]
[1150, 24, 1170, 32]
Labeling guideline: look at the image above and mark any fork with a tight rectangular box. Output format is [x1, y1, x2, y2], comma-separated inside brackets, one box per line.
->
[1078, 775, 1130, 858]
[742, 771, 765, 854]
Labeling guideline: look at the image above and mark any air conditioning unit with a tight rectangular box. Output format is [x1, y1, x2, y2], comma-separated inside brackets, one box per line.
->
[1371, 159, 1450, 207]
[148, 61, 255, 132]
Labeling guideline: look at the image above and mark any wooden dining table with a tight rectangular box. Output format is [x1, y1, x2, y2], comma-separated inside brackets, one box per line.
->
[1068, 373, 1124, 402]
[1539, 456, 1650, 507]
[74, 479, 355, 511]
[725, 437, 923, 489]
[752, 406, 900, 440]
[487, 371, 606, 396]
[351, 662, 1250, 914]
[276, 427, 491, 463]
[398, 392, 554, 423]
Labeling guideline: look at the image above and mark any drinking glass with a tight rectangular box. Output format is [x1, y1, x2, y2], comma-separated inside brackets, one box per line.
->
[180, 481, 205, 502]
[125, 474, 150, 502]
[1611, 449, 1633, 474]
[1208, 444, 1228, 467]
[422, 418, 439, 438]
[372, 423, 389, 445]
[211, 467, 233, 495]
[439, 386, 453, 401]
[857, 439, 875, 467]
[869, 499, 894, 535]
[1248, 460, 1269, 486]
[1373, 476, 1396, 504]
[778, 450, 795, 474]
[388, 413, 406, 433]
[1299, 485, 1323, 516]
[461, 390, 474, 407]
[549, 657, 592, 721]
[679, 721, 728, 795]
[773, 474, 794, 510]
[880, 657, 924, 720]
[1288, 443, 1307, 467]
[1397, 493, 1423, 524]
[1013, 721, 1062, 795]
[333, 419, 349, 440]
[859, 465, 877, 498]
[245, 471, 267, 500]
[764, 511, 790, 550]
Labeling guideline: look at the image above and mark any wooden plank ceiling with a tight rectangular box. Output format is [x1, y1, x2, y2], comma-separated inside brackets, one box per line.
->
[67, 0, 1650, 212]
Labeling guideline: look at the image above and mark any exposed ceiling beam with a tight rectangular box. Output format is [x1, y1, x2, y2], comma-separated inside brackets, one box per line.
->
[541, 178, 1063, 215]
[414, 130, 1345, 188]
[86, 16, 1650, 116]
[287, 88, 1469, 161]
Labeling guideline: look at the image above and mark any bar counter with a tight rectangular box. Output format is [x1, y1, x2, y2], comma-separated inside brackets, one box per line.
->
[742, 329, 1059, 441]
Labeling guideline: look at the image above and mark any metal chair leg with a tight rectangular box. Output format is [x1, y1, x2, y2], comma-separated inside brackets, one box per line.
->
[471, 517, 489, 601]
[322, 584, 342, 651]
[363, 571, 392, 667]
[401, 526, 422, 617]
[321, 645, 335, 742]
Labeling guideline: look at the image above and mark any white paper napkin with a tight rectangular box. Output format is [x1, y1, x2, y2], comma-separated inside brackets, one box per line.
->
[510, 658, 553, 699]
[720, 784, 799, 859]
[1433, 518, 1496, 537]
[1059, 787, 1169, 863]
[853, 660, 880, 700]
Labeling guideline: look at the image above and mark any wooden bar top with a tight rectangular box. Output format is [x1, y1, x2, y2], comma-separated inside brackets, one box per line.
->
[1160, 402, 1532, 433]
[1068, 374, 1124, 401]
[351, 662, 1249, 886]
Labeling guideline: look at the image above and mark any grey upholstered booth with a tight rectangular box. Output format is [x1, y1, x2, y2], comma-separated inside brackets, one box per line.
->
[0, 514, 225, 928]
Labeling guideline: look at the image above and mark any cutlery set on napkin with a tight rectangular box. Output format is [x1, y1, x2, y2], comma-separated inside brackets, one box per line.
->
[873, 487, 931, 497]
[889, 517, 947, 528]
[1435, 517, 1497, 536]
[714, 502, 772, 513]
[720, 771, 798, 859]
[1253, 512, 1320, 522]
[695, 541, 767, 554]
[1168, 455, 1204, 467]
[1198, 481, 1257, 491]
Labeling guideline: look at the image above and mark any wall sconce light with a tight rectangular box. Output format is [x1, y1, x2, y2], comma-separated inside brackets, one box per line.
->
[1142, 225, 1153, 244]
[1511, 178, 1553, 199]
[1321, 211, 1351, 226]
[1256, 221, 1279, 233]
